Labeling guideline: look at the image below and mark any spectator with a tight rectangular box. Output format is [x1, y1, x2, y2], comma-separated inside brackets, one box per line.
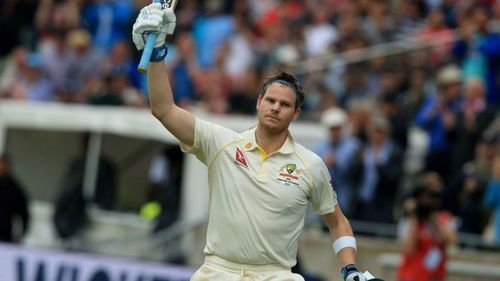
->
[303, 6, 338, 57]
[444, 125, 499, 236]
[0, 47, 29, 99]
[477, 28, 500, 106]
[168, 30, 200, 109]
[305, 83, 340, 121]
[448, 163, 489, 235]
[101, 40, 143, 92]
[173, 0, 201, 31]
[0, 154, 30, 243]
[10, 52, 55, 101]
[35, 0, 80, 33]
[195, 47, 231, 114]
[346, 99, 374, 145]
[450, 78, 496, 175]
[395, 0, 427, 39]
[362, 0, 395, 44]
[65, 28, 103, 103]
[415, 64, 463, 182]
[378, 92, 410, 150]
[452, 5, 489, 81]
[192, 0, 235, 69]
[417, 8, 454, 66]
[355, 116, 404, 223]
[227, 68, 260, 115]
[81, 0, 134, 54]
[86, 75, 121, 106]
[400, 67, 432, 121]
[38, 28, 76, 99]
[223, 18, 258, 80]
[336, 37, 371, 106]
[397, 183, 458, 281]
[315, 107, 362, 217]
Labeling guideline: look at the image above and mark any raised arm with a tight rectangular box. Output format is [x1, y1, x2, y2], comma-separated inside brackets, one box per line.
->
[132, 3, 195, 146]
[148, 62, 195, 146]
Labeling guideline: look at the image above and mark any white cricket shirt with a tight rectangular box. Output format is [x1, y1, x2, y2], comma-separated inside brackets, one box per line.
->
[181, 118, 337, 268]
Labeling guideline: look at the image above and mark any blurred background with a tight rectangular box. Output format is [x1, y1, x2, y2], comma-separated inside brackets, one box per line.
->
[0, 0, 499, 281]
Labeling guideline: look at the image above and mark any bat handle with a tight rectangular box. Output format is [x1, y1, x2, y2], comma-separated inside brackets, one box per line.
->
[137, 0, 163, 74]
[137, 32, 159, 74]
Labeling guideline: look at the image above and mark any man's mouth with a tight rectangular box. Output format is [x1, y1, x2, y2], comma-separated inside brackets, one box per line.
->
[266, 115, 280, 121]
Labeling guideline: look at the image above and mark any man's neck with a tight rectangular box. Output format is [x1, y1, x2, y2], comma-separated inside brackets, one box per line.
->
[255, 126, 288, 155]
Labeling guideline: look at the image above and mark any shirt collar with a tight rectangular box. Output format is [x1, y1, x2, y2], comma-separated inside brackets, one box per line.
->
[242, 126, 295, 154]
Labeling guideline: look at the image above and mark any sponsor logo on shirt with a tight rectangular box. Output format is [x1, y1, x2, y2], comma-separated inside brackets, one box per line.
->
[277, 163, 301, 186]
[235, 147, 249, 168]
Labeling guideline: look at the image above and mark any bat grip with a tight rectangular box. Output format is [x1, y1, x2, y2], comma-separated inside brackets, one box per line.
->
[137, 0, 163, 74]
[137, 32, 159, 73]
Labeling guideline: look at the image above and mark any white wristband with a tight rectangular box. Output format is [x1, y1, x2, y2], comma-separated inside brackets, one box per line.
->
[332, 236, 357, 255]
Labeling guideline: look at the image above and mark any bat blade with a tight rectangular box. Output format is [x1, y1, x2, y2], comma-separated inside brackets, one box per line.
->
[137, 0, 178, 73]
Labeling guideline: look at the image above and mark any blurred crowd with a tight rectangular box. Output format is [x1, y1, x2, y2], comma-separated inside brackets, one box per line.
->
[0, 0, 499, 245]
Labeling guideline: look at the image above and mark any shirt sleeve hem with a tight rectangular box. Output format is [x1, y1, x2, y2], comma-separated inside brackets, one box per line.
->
[316, 206, 336, 215]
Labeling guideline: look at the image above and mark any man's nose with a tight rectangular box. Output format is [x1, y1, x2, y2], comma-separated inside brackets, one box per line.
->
[271, 102, 280, 112]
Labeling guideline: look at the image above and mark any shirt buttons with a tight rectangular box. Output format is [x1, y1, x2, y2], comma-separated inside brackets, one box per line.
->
[256, 161, 268, 182]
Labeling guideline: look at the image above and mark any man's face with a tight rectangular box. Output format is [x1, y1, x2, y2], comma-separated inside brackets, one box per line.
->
[442, 82, 461, 101]
[257, 83, 300, 133]
[370, 128, 388, 146]
[329, 126, 342, 143]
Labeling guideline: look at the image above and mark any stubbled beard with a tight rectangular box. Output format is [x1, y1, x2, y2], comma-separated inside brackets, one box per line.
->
[260, 118, 288, 135]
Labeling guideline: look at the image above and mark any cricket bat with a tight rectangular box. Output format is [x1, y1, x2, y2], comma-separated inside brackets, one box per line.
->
[137, 0, 179, 73]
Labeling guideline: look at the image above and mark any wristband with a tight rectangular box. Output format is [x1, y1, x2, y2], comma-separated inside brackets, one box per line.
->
[341, 264, 359, 280]
[150, 45, 168, 62]
[333, 236, 357, 255]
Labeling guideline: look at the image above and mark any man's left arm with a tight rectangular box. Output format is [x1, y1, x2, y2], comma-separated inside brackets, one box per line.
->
[321, 206, 368, 281]
[312, 158, 380, 280]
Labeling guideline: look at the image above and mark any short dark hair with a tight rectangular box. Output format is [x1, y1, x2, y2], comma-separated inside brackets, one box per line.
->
[259, 71, 305, 108]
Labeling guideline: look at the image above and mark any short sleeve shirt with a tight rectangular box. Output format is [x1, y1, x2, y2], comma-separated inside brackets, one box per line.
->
[180, 118, 337, 268]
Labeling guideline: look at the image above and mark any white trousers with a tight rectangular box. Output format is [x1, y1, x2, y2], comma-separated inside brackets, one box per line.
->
[190, 255, 305, 281]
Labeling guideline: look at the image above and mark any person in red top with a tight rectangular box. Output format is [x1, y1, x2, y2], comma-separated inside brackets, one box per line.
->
[397, 182, 458, 281]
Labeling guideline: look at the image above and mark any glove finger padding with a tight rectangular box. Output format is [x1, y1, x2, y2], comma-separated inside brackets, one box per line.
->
[163, 8, 177, 35]
[132, 3, 175, 50]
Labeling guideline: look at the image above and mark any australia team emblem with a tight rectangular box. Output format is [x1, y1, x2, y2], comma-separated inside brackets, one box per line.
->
[277, 163, 301, 187]
[286, 164, 296, 174]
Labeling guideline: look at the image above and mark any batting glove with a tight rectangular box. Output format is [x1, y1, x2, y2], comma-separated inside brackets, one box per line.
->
[342, 264, 367, 281]
[132, 3, 176, 51]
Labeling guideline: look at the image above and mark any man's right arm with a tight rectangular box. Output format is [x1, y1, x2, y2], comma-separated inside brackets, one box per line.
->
[133, 4, 195, 146]
[148, 61, 195, 146]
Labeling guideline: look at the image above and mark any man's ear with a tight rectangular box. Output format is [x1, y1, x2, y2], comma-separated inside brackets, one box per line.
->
[293, 107, 301, 121]
[256, 95, 262, 110]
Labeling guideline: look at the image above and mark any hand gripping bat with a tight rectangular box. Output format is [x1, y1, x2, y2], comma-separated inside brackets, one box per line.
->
[137, 0, 178, 73]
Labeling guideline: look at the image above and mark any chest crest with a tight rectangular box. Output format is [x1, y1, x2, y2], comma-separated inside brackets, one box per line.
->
[276, 163, 303, 187]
